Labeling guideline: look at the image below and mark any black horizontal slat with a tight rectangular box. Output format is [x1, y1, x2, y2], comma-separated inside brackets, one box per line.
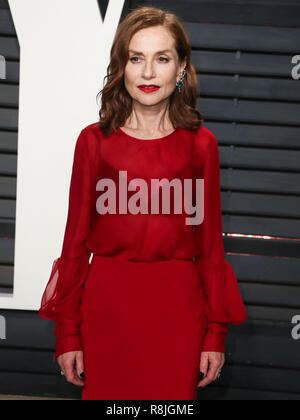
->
[221, 191, 300, 219]
[241, 283, 300, 308]
[0, 219, 16, 238]
[0, 0, 9, 9]
[0, 131, 17, 152]
[199, 386, 300, 401]
[0, 37, 19, 59]
[0, 9, 14, 34]
[199, 97, 300, 126]
[192, 50, 295, 78]
[221, 169, 300, 195]
[226, 321, 300, 369]
[204, 122, 300, 149]
[0, 395, 71, 401]
[186, 22, 300, 53]
[0, 176, 16, 196]
[0, 153, 17, 175]
[0, 238, 14, 263]
[219, 145, 300, 171]
[0, 108, 18, 130]
[0, 199, 15, 218]
[198, 74, 300, 102]
[0, 219, 15, 238]
[0, 372, 81, 400]
[223, 214, 300, 239]
[218, 364, 300, 394]
[0, 265, 13, 288]
[0, 310, 55, 350]
[0, 348, 58, 375]
[0, 84, 19, 107]
[225, 236, 300, 259]
[246, 305, 298, 323]
[133, 0, 300, 28]
[0, 287, 12, 293]
[2, 61, 19, 83]
[226, 254, 300, 286]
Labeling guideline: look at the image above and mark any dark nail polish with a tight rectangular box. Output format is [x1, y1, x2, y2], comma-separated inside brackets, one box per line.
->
[80, 372, 85, 379]
[199, 372, 205, 380]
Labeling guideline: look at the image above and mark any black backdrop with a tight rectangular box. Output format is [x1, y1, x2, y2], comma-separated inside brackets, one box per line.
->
[0, 0, 300, 400]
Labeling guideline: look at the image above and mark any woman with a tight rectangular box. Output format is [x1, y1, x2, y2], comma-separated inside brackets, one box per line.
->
[39, 6, 247, 400]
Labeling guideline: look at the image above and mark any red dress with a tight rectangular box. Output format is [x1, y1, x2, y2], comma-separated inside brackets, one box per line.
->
[39, 123, 248, 400]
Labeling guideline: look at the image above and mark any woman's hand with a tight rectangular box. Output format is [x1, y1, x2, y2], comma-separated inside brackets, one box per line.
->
[198, 352, 225, 388]
[57, 351, 85, 387]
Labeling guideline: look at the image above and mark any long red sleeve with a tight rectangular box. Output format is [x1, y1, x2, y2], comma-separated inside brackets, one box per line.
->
[39, 128, 94, 360]
[194, 131, 248, 353]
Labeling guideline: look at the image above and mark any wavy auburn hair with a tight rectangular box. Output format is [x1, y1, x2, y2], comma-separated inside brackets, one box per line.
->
[97, 6, 204, 137]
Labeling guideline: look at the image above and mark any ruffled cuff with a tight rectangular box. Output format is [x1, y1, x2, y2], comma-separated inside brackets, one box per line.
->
[39, 253, 90, 359]
[196, 260, 248, 324]
[196, 260, 248, 353]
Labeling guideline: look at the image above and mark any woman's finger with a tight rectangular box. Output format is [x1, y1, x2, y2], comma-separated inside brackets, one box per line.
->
[198, 353, 223, 388]
[200, 352, 209, 377]
[75, 352, 85, 381]
[198, 352, 209, 387]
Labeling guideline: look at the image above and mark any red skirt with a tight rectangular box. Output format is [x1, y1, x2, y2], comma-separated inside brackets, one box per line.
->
[80, 255, 208, 400]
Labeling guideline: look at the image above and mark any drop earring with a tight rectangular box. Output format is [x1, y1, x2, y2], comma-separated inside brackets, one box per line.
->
[176, 68, 187, 93]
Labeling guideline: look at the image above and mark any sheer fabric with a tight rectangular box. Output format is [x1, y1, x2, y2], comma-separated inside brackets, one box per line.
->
[39, 123, 247, 359]
[39, 128, 95, 359]
[193, 132, 248, 352]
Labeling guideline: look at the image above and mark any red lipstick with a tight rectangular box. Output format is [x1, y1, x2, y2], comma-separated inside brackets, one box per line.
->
[138, 85, 160, 93]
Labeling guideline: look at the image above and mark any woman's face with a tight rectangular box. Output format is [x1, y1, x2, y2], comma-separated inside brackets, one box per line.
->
[124, 25, 186, 106]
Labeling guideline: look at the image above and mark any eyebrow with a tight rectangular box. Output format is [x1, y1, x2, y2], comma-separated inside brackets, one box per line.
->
[128, 49, 173, 55]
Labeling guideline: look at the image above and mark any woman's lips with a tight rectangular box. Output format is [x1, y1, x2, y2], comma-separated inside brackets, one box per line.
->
[138, 86, 161, 93]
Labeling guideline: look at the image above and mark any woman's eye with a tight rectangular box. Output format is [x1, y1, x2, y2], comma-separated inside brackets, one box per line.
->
[130, 57, 140, 63]
[130, 56, 169, 63]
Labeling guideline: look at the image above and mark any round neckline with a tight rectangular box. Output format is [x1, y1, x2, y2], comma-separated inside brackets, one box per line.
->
[117, 126, 178, 143]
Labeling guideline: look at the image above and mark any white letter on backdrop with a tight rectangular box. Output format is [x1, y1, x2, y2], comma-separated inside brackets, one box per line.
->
[0, 0, 125, 310]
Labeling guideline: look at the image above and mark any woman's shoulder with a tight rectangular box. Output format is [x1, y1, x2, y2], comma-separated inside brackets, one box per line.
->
[80, 121, 103, 138]
[192, 124, 219, 157]
[195, 124, 217, 143]
[72, 122, 104, 161]
[77, 121, 104, 145]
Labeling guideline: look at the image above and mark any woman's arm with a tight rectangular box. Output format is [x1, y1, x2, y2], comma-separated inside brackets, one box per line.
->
[194, 130, 248, 354]
[39, 127, 94, 361]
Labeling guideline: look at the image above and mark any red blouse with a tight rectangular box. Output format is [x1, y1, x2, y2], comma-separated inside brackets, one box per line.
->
[39, 122, 248, 359]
